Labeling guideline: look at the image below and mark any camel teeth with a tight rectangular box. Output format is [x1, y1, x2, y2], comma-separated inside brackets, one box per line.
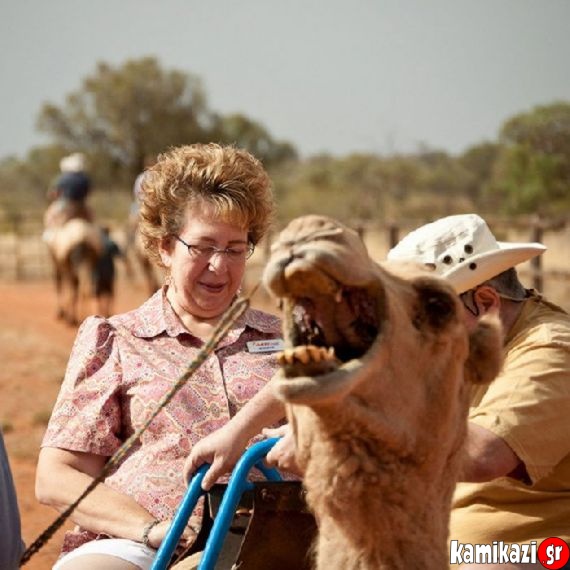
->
[307, 345, 324, 362]
[334, 289, 343, 303]
[295, 348, 311, 364]
[277, 350, 295, 365]
[278, 346, 337, 366]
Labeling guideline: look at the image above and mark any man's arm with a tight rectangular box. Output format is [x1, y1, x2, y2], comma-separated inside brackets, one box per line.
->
[460, 422, 522, 482]
[183, 383, 285, 490]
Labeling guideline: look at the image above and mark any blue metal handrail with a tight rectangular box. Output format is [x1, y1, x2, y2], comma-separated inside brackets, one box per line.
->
[151, 438, 281, 570]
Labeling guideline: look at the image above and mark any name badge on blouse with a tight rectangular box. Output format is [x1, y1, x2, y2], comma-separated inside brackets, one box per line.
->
[246, 339, 285, 353]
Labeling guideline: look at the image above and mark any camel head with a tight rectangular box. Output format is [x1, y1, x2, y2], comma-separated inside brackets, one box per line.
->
[263, 214, 502, 410]
[264, 214, 504, 570]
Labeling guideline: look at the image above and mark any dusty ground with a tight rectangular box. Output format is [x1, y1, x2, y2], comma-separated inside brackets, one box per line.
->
[0, 279, 152, 569]
[0, 272, 276, 570]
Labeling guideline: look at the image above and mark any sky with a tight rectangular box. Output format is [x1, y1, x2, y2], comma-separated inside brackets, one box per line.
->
[1, 0, 569, 161]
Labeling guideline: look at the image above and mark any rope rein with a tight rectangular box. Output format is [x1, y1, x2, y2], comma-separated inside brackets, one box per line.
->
[20, 286, 257, 567]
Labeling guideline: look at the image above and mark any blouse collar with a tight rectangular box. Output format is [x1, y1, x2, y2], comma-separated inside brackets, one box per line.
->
[116, 287, 280, 341]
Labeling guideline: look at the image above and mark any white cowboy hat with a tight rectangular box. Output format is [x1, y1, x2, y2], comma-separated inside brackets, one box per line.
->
[60, 152, 86, 173]
[387, 214, 546, 294]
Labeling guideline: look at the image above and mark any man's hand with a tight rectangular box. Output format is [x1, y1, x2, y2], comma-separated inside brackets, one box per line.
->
[183, 424, 249, 490]
[263, 424, 304, 477]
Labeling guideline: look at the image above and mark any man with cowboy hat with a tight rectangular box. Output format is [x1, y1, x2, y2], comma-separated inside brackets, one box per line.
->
[388, 213, 570, 569]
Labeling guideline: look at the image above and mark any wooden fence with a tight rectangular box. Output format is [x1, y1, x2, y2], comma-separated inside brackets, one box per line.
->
[1, 214, 568, 306]
[0, 214, 50, 280]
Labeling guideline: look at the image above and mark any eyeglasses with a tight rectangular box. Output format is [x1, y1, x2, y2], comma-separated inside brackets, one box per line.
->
[174, 235, 254, 262]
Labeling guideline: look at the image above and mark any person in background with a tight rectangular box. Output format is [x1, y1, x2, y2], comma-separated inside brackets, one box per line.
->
[126, 155, 161, 296]
[387, 213, 570, 570]
[0, 429, 25, 569]
[36, 143, 284, 570]
[44, 152, 93, 233]
[92, 226, 131, 318]
[127, 155, 157, 246]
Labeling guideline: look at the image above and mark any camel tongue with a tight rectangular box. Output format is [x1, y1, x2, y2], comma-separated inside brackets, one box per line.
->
[292, 300, 326, 346]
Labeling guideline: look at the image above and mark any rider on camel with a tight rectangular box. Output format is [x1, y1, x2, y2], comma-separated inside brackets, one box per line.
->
[43, 152, 94, 240]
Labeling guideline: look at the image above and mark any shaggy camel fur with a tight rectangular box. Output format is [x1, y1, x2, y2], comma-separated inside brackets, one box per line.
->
[45, 218, 104, 325]
[263, 215, 503, 570]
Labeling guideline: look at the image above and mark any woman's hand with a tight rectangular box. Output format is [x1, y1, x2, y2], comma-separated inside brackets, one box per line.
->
[183, 424, 250, 491]
[145, 519, 196, 551]
[263, 424, 304, 477]
[184, 383, 287, 490]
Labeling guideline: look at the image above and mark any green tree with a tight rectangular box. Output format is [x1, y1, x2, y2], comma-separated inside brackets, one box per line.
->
[0, 144, 68, 220]
[212, 113, 297, 169]
[36, 57, 297, 190]
[37, 57, 213, 184]
[490, 102, 570, 214]
[458, 141, 500, 205]
[417, 150, 470, 205]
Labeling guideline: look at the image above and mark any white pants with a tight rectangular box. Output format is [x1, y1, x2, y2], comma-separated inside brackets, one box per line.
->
[52, 538, 156, 570]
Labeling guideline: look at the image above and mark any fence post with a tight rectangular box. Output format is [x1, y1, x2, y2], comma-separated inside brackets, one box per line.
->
[530, 219, 543, 292]
[11, 213, 23, 281]
[388, 223, 399, 250]
[262, 229, 272, 264]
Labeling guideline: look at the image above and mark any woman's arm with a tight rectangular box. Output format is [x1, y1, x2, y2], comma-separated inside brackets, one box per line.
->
[36, 447, 191, 548]
[183, 383, 285, 490]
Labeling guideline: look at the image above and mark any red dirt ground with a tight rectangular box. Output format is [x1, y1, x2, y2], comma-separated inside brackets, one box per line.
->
[0, 279, 152, 570]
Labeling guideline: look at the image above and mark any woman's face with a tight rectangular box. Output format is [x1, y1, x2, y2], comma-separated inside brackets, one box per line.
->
[159, 204, 249, 321]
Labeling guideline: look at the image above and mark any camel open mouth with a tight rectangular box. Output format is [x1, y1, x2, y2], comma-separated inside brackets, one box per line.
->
[291, 299, 327, 347]
[277, 285, 382, 380]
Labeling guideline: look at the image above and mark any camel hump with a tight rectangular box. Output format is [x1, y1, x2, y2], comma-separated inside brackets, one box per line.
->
[51, 219, 104, 261]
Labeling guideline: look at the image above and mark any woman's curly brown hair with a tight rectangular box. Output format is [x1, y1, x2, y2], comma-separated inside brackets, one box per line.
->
[138, 144, 274, 267]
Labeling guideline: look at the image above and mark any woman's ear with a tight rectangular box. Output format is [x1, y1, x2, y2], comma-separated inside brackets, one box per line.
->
[158, 236, 173, 268]
[473, 285, 501, 315]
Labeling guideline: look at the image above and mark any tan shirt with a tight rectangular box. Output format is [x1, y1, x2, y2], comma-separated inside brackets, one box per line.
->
[450, 293, 570, 546]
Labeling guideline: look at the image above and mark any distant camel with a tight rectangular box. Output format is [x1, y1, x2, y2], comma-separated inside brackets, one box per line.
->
[45, 219, 104, 325]
[264, 215, 503, 570]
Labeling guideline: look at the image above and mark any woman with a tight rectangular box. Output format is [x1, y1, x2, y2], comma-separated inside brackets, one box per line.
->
[36, 144, 285, 570]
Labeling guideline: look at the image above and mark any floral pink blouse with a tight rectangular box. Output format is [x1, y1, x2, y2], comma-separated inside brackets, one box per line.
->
[42, 288, 282, 553]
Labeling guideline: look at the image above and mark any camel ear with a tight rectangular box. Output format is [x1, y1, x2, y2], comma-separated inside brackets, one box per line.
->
[413, 280, 457, 330]
[464, 314, 504, 384]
